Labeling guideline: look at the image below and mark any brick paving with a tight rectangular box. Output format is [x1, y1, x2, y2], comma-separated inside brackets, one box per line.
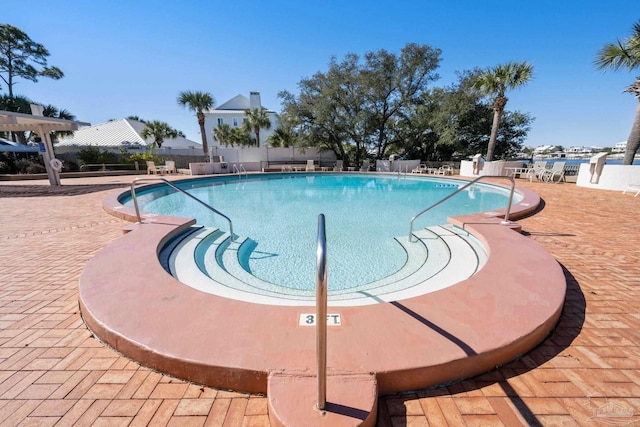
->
[1, 174, 639, 426]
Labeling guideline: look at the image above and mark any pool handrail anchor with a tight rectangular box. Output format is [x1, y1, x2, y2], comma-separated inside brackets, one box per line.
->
[409, 175, 515, 243]
[129, 177, 235, 241]
[316, 214, 328, 410]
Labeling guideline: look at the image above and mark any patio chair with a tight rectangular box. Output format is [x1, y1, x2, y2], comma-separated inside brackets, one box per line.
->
[540, 161, 566, 183]
[623, 183, 640, 197]
[333, 160, 344, 171]
[360, 160, 370, 172]
[525, 161, 548, 181]
[306, 160, 315, 171]
[146, 160, 165, 175]
[165, 160, 176, 174]
[438, 165, 454, 176]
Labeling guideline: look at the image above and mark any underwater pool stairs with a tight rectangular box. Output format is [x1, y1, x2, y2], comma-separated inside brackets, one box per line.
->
[81, 179, 565, 427]
[163, 224, 488, 306]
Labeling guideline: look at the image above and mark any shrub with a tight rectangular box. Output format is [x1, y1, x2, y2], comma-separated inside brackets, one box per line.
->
[15, 158, 33, 174]
[26, 163, 46, 174]
[76, 147, 119, 166]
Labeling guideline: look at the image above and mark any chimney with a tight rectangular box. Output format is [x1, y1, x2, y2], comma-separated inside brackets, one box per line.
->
[249, 91, 261, 110]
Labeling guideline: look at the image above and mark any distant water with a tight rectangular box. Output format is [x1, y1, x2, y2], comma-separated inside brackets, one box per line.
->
[530, 158, 635, 166]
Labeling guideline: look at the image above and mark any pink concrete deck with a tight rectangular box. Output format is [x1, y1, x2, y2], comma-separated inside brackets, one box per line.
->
[77, 174, 564, 425]
[2, 174, 638, 426]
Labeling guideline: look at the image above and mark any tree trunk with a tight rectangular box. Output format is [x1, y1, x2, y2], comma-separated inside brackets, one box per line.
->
[486, 108, 502, 162]
[197, 111, 208, 160]
[623, 100, 640, 165]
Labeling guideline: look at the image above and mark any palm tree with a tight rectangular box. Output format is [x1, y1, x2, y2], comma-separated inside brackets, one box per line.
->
[42, 104, 76, 141]
[595, 21, 640, 165]
[243, 107, 272, 147]
[177, 91, 214, 158]
[472, 61, 534, 161]
[267, 127, 295, 147]
[140, 120, 179, 149]
[213, 123, 233, 147]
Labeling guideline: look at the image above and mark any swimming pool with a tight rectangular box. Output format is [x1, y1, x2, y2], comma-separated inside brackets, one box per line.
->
[124, 173, 519, 292]
[84, 174, 565, 405]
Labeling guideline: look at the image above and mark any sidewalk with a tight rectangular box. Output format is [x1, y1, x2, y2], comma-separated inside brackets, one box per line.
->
[1, 175, 639, 426]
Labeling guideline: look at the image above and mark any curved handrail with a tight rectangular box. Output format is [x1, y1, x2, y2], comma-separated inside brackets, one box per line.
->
[232, 164, 248, 179]
[316, 214, 327, 410]
[409, 175, 515, 242]
[130, 177, 234, 241]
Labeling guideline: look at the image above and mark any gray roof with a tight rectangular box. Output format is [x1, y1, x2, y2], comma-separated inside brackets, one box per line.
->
[55, 119, 201, 149]
[212, 94, 274, 113]
[216, 94, 251, 111]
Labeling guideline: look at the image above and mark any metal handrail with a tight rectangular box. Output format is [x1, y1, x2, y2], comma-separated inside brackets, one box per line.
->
[233, 164, 248, 178]
[409, 175, 515, 242]
[316, 214, 327, 410]
[130, 177, 234, 241]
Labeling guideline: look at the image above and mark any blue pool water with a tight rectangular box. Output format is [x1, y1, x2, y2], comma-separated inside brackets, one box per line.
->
[125, 174, 518, 291]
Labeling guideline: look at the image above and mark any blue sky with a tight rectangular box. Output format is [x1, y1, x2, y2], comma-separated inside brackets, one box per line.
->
[4, 1, 639, 148]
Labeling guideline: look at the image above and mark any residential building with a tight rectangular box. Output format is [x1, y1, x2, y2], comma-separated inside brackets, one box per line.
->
[55, 118, 201, 150]
[205, 91, 279, 148]
[612, 141, 627, 153]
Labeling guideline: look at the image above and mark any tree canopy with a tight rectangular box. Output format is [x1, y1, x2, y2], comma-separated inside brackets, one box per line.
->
[140, 120, 180, 149]
[279, 44, 532, 165]
[0, 24, 64, 98]
[243, 107, 272, 147]
[595, 21, 640, 165]
[177, 91, 214, 158]
[471, 61, 534, 161]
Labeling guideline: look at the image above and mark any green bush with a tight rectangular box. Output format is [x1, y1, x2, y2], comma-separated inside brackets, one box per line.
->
[26, 163, 46, 174]
[76, 147, 119, 165]
[63, 160, 79, 172]
[128, 152, 164, 164]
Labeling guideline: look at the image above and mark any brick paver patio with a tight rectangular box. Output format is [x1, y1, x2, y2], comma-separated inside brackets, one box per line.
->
[1, 175, 638, 426]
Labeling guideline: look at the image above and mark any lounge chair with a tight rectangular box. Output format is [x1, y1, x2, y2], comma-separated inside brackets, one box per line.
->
[165, 160, 176, 174]
[540, 161, 566, 183]
[437, 165, 454, 175]
[623, 184, 640, 197]
[146, 160, 166, 175]
[333, 160, 343, 171]
[525, 161, 548, 181]
[306, 160, 316, 171]
[360, 160, 370, 172]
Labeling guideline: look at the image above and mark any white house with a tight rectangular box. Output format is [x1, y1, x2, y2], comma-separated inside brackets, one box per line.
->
[566, 146, 594, 155]
[55, 118, 201, 150]
[533, 145, 555, 154]
[205, 91, 279, 148]
[613, 141, 627, 153]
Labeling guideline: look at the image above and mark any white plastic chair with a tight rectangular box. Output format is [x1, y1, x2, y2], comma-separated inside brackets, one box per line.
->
[165, 160, 176, 174]
[623, 184, 640, 197]
[146, 161, 165, 175]
[540, 162, 566, 183]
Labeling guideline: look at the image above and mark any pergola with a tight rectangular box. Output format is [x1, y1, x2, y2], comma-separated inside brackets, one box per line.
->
[0, 107, 90, 186]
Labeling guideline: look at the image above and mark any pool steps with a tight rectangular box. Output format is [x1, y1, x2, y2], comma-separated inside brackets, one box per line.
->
[165, 224, 488, 306]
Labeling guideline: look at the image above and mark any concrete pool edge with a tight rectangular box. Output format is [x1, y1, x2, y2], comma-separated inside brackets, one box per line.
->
[81, 174, 563, 425]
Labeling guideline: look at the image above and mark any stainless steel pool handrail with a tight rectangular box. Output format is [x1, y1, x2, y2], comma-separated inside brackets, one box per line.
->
[129, 177, 234, 241]
[316, 214, 327, 410]
[232, 164, 248, 179]
[409, 175, 515, 242]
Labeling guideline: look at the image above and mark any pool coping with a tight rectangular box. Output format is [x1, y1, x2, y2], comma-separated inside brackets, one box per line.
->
[79, 173, 565, 422]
